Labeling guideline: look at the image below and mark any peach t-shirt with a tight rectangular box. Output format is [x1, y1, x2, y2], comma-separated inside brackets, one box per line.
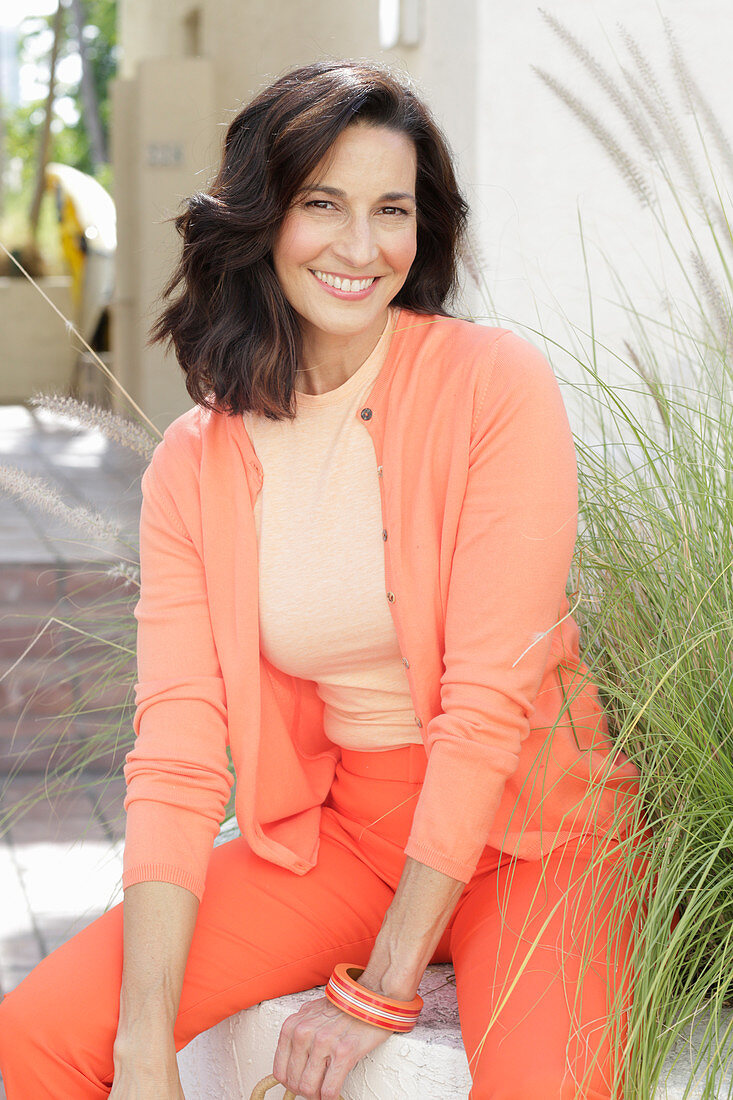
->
[243, 306, 422, 752]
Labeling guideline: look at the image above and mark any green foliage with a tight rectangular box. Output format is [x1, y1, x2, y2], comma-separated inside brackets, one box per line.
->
[5, 99, 87, 190]
[2, 1, 117, 260]
[15, 0, 117, 178]
[519, 11, 733, 1097]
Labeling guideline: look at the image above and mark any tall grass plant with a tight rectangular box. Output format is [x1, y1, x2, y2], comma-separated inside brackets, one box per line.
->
[459, 11, 733, 1096]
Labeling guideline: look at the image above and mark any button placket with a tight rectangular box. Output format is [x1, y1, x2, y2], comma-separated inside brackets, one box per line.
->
[364, 410, 423, 733]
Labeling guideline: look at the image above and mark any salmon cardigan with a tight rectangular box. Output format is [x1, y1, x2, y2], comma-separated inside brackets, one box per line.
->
[122, 309, 640, 902]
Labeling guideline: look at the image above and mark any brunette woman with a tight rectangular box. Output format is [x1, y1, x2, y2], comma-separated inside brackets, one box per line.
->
[0, 59, 644, 1100]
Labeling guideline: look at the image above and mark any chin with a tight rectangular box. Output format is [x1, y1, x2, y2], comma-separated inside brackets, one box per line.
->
[304, 301, 389, 331]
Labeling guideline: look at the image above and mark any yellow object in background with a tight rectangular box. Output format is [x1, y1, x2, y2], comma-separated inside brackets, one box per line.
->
[44, 163, 116, 346]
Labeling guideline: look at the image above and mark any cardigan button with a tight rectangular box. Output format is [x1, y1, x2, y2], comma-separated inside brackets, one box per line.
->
[414, 716, 423, 728]
[402, 656, 410, 668]
[387, 591, 395, 602]
[376, 465, 383, 477]
[382, 529, 388, 541]
[361, 408, 372, 420]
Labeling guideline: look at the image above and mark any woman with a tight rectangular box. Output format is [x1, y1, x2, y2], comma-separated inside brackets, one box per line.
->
[0, 60, 644, 1099]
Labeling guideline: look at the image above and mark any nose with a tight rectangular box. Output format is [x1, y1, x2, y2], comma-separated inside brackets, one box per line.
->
[331, 214, 380, 271]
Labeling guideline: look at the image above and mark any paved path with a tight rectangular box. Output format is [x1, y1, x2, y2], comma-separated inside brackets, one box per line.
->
[0, 774, 126, 994]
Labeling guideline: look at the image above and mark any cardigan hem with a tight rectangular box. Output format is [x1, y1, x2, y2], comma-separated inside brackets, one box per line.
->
[402, 837, 477, 884]
[122, 863, 206, 903]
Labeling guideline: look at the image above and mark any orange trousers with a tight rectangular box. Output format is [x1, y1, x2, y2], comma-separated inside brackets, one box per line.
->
[0, 745, 642, 1099]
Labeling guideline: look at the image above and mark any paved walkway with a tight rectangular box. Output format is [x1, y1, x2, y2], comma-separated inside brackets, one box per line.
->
[0, 402, 145, 1097]
[0, 402, 144, 564]
[1, 774, 126, 992]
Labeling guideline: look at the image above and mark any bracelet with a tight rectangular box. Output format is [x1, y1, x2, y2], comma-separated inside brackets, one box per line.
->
[325, 963, 423, 1032]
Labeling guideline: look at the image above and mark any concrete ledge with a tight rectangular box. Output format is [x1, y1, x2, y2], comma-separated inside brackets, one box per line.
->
[177, 963, 472, 1099]
[177, 973, 733, 1099]
[0, 277, 75, 401]
[655, 1004, 733, 1099]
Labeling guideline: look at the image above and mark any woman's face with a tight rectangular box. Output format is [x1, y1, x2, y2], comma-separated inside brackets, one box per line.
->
[272, 121, 418, 344]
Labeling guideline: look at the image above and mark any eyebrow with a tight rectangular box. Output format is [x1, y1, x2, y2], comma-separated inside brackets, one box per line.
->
[296, 185, 416, 203]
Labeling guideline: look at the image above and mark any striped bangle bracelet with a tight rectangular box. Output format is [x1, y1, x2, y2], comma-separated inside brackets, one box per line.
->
[325, 963, 423, 1033]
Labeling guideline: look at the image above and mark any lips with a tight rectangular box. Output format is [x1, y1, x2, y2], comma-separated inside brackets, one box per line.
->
[309, 268, 381, 301]
[311, 269, 376, 293]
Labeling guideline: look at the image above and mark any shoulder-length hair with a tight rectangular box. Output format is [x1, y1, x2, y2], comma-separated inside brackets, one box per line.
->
[148, 59, 470, 421]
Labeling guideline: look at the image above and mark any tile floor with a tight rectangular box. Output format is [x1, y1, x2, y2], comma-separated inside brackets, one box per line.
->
[0, 402, 145, 565]
[0, 774, 126, 994]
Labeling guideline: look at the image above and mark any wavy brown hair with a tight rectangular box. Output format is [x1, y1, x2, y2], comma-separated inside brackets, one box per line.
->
[148, 59, 470, 420]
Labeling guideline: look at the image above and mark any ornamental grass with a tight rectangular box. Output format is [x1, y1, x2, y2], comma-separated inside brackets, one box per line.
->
[458, 11, 733, 1096]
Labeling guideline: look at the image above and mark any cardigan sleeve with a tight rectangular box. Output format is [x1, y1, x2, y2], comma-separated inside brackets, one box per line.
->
[122, 441, 234, 902]
[403, 331, 579, 882]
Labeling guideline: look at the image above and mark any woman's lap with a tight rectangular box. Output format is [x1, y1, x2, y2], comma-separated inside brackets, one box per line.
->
[0, 756, 643, 1100]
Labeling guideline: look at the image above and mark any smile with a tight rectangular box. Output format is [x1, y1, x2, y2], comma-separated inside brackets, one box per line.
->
[311, 269, 377, 293]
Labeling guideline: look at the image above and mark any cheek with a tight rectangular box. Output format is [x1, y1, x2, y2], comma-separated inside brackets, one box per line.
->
[274, 216, 325, 271]
[389, 228, 418, 273]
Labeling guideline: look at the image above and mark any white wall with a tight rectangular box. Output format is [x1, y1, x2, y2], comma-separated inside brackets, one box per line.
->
[471, 0, 732, 425]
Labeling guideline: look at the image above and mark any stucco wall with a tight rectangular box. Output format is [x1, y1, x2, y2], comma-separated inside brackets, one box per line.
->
[0, 278, 76, 403]
[472, 0, 732, 421]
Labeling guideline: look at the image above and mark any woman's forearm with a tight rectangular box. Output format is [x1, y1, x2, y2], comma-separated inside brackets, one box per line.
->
[359, 856, 466, 1001]
[115, 881, 199, 1038]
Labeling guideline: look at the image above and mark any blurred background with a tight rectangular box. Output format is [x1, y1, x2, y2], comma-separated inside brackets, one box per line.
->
[0, 0, 729, 429]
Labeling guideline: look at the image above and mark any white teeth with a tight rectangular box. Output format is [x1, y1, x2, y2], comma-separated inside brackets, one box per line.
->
[313, 270, 375, 293]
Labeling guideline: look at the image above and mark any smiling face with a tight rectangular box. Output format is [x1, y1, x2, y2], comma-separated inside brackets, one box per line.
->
[272, 121, 418, 359]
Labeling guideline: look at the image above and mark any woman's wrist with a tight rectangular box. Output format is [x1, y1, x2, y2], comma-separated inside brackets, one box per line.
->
[116, 985, 179, 1044]
[353, 855, 465, 1002]
[356, 927, 426, 1002]
[357, 959, 422, 1003]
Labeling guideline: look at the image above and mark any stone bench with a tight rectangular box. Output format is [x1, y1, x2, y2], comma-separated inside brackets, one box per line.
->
[177, 989, 733, 1099]
[177, 962, 471, 1099]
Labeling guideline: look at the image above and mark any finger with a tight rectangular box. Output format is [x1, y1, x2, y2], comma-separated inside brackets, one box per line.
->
[272, 1010, 301, 1085]
[320, 1037, 357, 1100]
[295, 1029, 352, 1100]
[284, 1017, 318, 1095]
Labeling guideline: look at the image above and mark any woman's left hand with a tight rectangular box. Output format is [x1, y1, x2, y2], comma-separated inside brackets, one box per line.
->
[271, 994, 392, 1099]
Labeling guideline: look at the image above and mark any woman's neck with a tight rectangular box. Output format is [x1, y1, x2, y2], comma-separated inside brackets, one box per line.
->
[294, 308, 393, 396]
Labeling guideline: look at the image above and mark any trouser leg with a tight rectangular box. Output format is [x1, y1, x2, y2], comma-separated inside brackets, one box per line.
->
[450, 836, 643, 1100]
[0, 823, 397, 1099]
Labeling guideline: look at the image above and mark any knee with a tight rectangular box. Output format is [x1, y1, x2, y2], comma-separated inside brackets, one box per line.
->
[0, 985, 35, 1068]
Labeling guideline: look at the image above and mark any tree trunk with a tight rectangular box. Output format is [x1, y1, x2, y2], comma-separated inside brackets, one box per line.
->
[70, 0, 107, 168]
[28, 0, 65, 243]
